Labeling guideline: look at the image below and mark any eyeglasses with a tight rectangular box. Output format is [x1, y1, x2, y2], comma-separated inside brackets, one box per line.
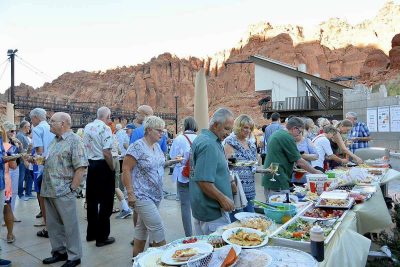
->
[153, 128, 164, 134]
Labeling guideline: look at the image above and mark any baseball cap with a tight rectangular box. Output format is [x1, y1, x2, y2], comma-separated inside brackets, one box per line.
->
[123, 124, 136, 130]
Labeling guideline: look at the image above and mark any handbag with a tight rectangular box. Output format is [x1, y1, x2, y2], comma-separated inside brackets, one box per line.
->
[181, 134, 192, 178]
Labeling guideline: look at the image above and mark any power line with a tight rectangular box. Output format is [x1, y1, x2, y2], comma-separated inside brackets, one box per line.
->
[0, 58, 9, 68]
[0, 61, 9, 81]
[15, 57, 51, 81]
[15, 55, 53, 80]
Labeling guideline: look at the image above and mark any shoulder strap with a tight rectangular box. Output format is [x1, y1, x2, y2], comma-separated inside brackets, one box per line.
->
[182, 134, 192, 146]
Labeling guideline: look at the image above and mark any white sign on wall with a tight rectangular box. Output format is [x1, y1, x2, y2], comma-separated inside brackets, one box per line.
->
[390, 105, 400, 132]
[377, 106, 390, 132]
[366, 108, 377, 132]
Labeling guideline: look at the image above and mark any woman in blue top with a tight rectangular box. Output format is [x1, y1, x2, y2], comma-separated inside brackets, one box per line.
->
[224, 114, 257, 216]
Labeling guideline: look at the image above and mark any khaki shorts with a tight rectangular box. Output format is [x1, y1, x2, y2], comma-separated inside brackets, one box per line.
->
[193, 210, 230, 235]
[134, 199, 165, 243]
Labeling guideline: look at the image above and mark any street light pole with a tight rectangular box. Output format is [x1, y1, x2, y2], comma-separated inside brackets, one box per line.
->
[175, 95, 178, 134]
[7, 49, 18, 104]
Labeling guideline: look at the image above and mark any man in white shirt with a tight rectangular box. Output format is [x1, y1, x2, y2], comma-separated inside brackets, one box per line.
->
[311, 125, 348, 171]
[83, 107, 115, 247]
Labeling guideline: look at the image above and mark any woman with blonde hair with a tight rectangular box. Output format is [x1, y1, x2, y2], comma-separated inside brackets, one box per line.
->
[224, 114, 257, 215]
[122, 116, 182, 258]
[1, 124, 18, 244]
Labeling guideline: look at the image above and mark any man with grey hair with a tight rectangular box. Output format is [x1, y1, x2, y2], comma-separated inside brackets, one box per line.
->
[30, 107, 56, 238]
[83, 106, 116, 247]
[262, 117, 322, 201]
[345, 112, 371, 153]
[41, 112, 87, 267]
[16, 120, 32, 200]
[189, 108, 235, 235]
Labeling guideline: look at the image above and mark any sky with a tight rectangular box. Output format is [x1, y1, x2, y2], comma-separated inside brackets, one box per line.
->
[0, 0, 395, 93]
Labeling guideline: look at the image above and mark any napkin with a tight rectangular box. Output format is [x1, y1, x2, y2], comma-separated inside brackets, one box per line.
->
[233, 173, 248, 210]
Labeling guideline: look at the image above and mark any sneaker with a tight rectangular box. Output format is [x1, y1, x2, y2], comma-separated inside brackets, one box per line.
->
[36, 211, 42, 218]
[22, 196, 29, 201]
[0, 259, 11, 267]
[116, 209, 133, 219]
[26, 194, 36, 199]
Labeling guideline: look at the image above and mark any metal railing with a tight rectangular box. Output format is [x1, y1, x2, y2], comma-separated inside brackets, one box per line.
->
[261, 96, 319, 113]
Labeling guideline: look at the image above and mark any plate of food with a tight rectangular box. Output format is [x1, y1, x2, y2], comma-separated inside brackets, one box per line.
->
[137, 249, 166, 267]
[161, 242, 213, 265]
[231, 160, 258, 167]
[234, 212, 265, 221]
[222, 227, 268, 248]
[239, 217, 273, 232]
[315, 197, 354, 209]
[269, 194, 299, 203]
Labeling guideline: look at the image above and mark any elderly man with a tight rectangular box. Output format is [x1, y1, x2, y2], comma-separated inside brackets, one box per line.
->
[189, 108, 235, 235]
[16, 120, 32, 200]
[41, 112, 87, 267]
[83, 106, 115, 247]
[345, 112, 372, 153]
[30, 107, 55, 238]
[262, 117, 323, 201]
[129, 105, 167, 153]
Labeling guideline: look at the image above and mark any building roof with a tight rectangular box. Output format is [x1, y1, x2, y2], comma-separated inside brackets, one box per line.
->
[250, 55, 350, 94]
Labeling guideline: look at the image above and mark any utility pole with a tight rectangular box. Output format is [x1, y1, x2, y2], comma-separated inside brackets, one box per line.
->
[7, 49, 18, 104]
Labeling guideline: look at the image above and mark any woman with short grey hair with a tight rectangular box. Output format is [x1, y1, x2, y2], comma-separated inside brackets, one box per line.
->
[169, 116, 198, 237]
[122, 116, 182, 258]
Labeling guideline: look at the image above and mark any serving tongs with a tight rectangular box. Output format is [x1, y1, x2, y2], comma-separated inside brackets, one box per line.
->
[252, 200, 286, 211]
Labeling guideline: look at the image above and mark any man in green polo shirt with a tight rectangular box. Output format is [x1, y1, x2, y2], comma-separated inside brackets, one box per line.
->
[190, 108, 235, 235]
[263, 117, 322, 201]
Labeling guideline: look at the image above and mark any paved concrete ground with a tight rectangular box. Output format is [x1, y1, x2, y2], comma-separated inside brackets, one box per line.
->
[1, 172, 399, 267]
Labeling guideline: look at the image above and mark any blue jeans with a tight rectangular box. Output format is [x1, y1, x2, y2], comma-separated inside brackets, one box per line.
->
[18, 163, 26, 197]
[24, 169, 34, 196]
[229, 196, 255, 222]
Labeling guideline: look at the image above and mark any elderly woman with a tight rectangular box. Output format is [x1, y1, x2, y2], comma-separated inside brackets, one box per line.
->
[224, 114, 257, 215]
[122, 116, 181, 258]
[169, 116, 198, 237]
[291, 130, 318, 184]
[1, 124, 18, 244]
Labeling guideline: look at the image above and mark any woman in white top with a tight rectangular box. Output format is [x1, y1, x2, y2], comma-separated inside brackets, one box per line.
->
[169, 117, 198, 237]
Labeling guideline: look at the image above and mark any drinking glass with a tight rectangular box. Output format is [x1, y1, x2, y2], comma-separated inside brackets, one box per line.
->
[269, 162, 279, 181]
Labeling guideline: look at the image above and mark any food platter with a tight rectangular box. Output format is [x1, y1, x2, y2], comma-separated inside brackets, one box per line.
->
[222, 227, 269, 248]
[301, 207, 345, 220]
[270, 216, 342, 252]
[137, 249, 165, 267]
[160, 242, 213, 265]
[231, 249, 273, 267]
[315, 197, 355, 209]
[259, 246, 317, 267]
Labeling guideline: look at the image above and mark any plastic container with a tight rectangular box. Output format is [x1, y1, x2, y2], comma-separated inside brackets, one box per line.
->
[306, 174, 329, 195]
[264, 203, 297, 224]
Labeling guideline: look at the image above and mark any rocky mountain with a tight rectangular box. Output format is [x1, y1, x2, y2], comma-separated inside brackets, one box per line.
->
[6, 1, 400, 125]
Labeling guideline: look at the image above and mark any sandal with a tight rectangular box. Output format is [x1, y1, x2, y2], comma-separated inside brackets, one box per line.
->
[7, 234, 15, 243]
[112, 208, 120, 214]
[37, 229, 49, 238]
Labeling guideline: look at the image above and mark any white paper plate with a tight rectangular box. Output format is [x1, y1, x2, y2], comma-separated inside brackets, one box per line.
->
[222, 227, 269, 249]
[269, 194, 299, 203]
[234, 249, 273, 266]
[161, 242, 213, 265]
[137, 249, 164, 267]
[234, 212, 265, 221]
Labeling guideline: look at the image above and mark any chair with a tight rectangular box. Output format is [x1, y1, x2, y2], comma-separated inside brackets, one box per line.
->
[354, 147, 389, 161]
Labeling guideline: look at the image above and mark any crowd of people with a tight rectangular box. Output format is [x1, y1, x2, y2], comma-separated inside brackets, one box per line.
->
[0, 105, 371, 266]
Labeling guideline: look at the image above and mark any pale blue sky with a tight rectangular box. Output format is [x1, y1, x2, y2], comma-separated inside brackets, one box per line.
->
[0, 0, 394, 92]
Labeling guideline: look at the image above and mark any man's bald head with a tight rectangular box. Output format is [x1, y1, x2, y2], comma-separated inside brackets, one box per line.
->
[138, 105, 153, 116]
[136, 105, 154, 124]
[50, 112, 72, 136]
